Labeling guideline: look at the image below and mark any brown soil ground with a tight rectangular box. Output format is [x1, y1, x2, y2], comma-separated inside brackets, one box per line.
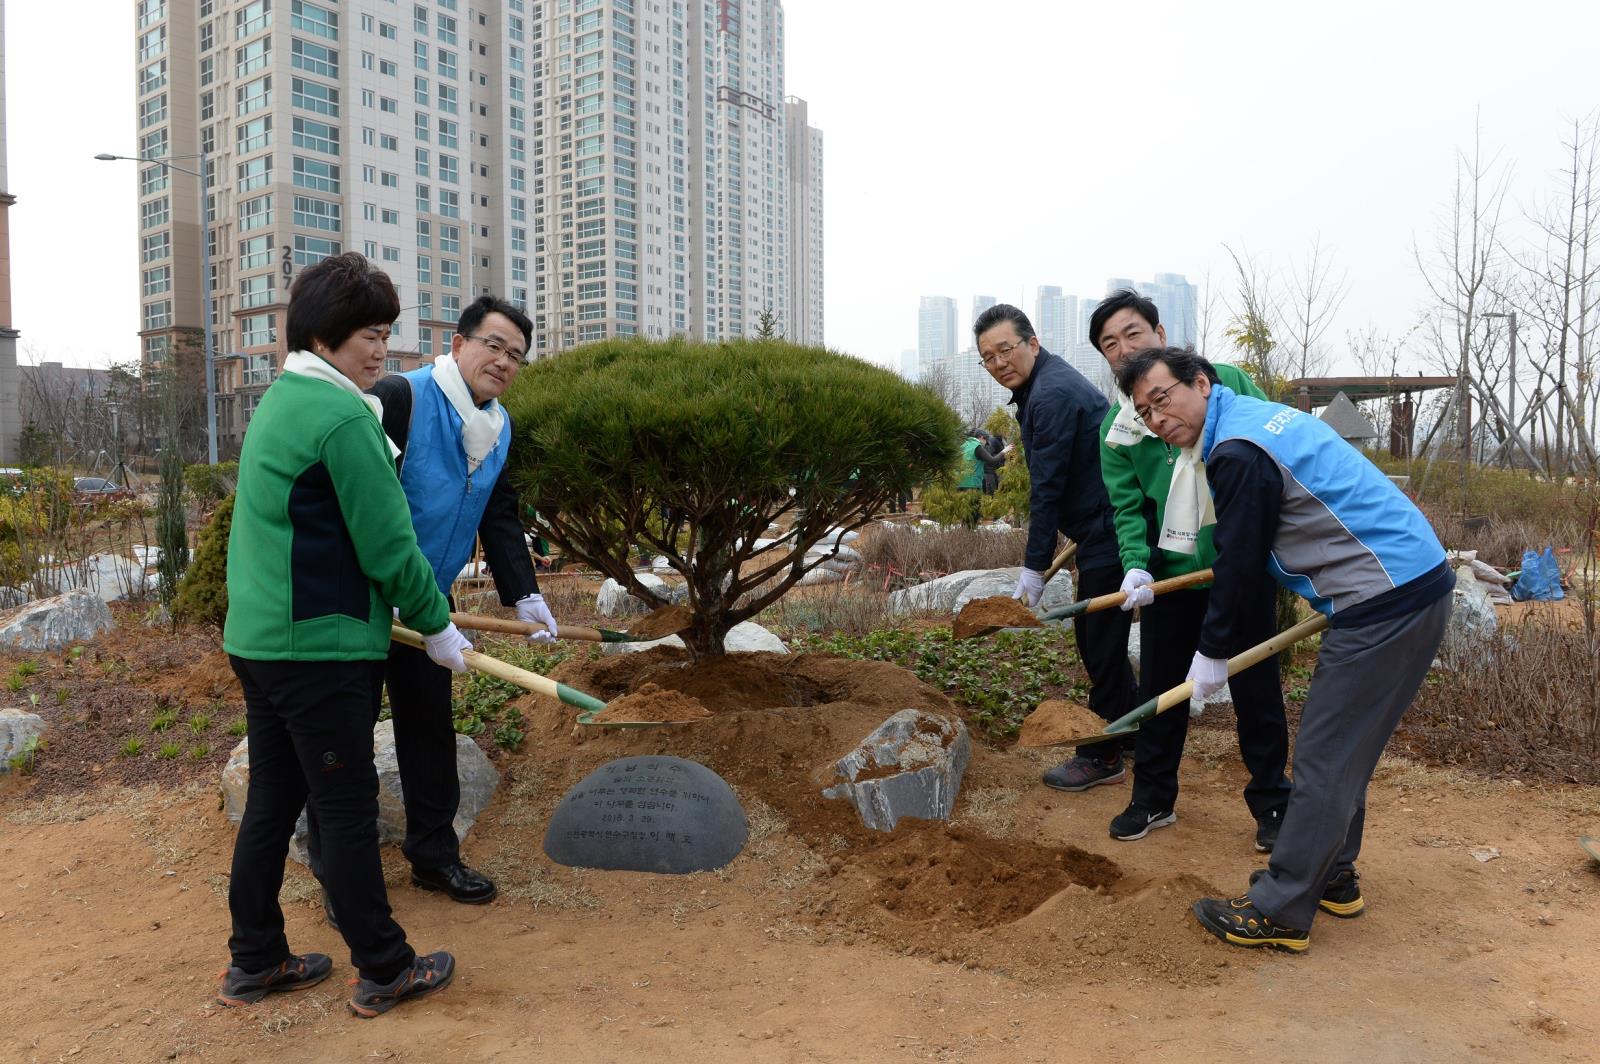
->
[589, 682, 712, 724]
[1015, 699, 1109, 748]
[3, 614, 1599, 1062]
[952, 595, 1041, 639]
[625, 604, 695, 641]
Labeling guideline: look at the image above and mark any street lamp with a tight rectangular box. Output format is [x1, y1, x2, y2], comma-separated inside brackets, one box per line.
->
[95, 150, 218, 464]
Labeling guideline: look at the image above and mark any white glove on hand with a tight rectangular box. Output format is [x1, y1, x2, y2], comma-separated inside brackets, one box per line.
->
[1119, 568, 1155, 611]
[1186, 651, 1230, 700]
[515, 592, 559, 644]
[423, 622, 473, 672]
[1012, 567, 1046, 607]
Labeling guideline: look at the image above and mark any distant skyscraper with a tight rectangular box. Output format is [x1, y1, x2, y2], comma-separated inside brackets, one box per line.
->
[1035, 285, 1067, 355]
[899, 348, 918, 380]
[1101, 274, 1198, 348]
[785, 96, 824, 346]
[918, 296, 957, 367]
[971, 295, 996, 329]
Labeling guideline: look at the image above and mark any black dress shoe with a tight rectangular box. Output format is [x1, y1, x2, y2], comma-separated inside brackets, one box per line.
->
[410, 862, 497, 904]
[322, 887, 340, 932]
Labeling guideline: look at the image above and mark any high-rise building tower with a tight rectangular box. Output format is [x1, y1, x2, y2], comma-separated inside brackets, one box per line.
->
[1101, 273, 1197, 347]
[1034, 285, 1067, 355]
[784, 95, 822, 346]
[971, 294, 996, 328]
[917, 295, 956, 371]
[129, 0, 815, 452]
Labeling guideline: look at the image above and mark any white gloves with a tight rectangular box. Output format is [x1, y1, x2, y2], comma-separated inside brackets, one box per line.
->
[1119, 568, 1155, 611]
[423, 622, 473, 672]
[515, 592, 559, 644]
[1012, 567, 1046, 607]
[1186, 651, 1230, 700]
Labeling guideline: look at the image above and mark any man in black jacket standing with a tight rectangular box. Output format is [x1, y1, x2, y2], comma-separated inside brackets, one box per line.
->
[974, 304, 1136, 791]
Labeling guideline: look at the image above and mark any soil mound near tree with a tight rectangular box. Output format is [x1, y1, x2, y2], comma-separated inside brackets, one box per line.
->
[952, 595, 1041, 638]
[627, 604, 694, 640]
[1016, 699, 1108, 747]
[589, 682, 712, 724]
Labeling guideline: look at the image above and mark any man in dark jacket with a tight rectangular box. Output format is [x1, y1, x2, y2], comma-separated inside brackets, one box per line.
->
[974, 304, 1137, 791]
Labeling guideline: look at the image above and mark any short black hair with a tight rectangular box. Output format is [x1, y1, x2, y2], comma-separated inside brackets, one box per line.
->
[1115, 346, 1220, 397]
[1088, 288, 1161, 353]
[457, 294, 534, 353]
[286, 253, 400, 353]
[973, 303, 1036, 343]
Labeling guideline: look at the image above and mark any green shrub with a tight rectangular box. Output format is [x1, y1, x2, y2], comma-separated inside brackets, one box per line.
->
[503, 337, 961, 660]
[173, 494, 233, 628]
[185, 461, 239, 510]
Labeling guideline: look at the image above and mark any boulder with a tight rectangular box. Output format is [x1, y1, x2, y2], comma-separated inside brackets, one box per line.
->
[890, 566, 1074, 615]
[36, 553, 152, 603]
[601, 620, 789, 657]
[951, 568, 1075, 613]
[822, 709, 971, 832]
[1438, 564, 1499, 669]
[0, 708, 46, 770]
[1126, 621, 1233, 707]
[221, 720, 499, 865]
[596, 573, 681, 617]
[796, 567, 844, 587]
[0, 589, 115, 651]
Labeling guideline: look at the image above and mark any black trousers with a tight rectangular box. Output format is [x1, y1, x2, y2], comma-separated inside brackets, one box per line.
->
[385, 640, 464, 870]
[227, 656, 415, 984]
[1073, 565, 1139, 761]
[1129, 586, 1290, 818]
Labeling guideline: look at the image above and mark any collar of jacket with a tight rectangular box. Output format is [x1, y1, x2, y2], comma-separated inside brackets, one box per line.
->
[1199, 382, 1238, 461]
[1008, 346, 1057, 407]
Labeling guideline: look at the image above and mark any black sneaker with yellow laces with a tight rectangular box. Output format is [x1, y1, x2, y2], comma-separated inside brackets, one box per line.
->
[1192, 895, 1310, 953]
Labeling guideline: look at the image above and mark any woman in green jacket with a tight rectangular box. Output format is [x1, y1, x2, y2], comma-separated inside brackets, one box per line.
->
[217, 253, 469, 1019]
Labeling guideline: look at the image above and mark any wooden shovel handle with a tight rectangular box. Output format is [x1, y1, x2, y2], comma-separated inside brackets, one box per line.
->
[1087, 568, 1215, 614]
[448, 611, 606, 642]
[1041, 541, 1078, 583]
[390, 623, 608, 712]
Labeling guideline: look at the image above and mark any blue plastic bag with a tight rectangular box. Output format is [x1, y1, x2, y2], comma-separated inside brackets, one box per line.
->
[1511, 546, 1564, 601]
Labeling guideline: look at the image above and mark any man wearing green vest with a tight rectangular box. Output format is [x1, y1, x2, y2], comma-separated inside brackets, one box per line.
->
[955, 433, 988, 527]
[1090, 290, 1290, 848]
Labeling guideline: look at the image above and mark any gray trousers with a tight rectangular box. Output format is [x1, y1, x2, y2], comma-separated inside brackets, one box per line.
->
[1248, 592, 1453, 930]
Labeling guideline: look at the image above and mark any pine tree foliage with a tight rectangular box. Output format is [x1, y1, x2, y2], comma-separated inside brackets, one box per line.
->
[172, 493, 233, 629]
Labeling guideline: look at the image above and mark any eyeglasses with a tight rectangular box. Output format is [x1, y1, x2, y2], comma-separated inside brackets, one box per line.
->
[1132, 380, 1190, 424]
[464, 333, 529, 365]
[978, 339, 1029, 368]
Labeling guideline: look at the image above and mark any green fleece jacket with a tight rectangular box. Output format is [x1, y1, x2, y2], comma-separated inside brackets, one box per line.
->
[223, 372, 450, 660]
[1098, 363, 1266, 581]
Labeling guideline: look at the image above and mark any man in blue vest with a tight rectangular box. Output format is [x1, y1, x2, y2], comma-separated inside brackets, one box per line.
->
[362, 295, 556, 908]
[1118, 347, 1453, 954]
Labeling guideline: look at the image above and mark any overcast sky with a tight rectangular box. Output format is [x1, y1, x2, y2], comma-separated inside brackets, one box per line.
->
[9, 0, 1600, 374]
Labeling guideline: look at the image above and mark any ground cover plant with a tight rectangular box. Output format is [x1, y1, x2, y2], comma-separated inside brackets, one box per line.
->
[502, 337, 961, 660]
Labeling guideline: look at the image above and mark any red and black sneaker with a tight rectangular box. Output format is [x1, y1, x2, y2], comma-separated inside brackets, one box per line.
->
[348, 951, 456, 1019]
[217, 952, 333, 1006]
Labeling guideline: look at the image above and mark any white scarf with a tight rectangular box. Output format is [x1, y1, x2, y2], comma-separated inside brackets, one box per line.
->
[1160, 445, 1216, 555]
[1104, 393, 1157, 449]
[283, 350, 399, 459]
[431, 353, 505, 473]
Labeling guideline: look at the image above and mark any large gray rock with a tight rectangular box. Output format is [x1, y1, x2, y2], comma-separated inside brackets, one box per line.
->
[221, 720, 499, 865]
[1127, 621, 1232, 707]
[597, 573, 674, 617]
[35, 553, 152, 603]
[889, 566, 1074, 615]
[0, 708, 46, 771]
[1438, 564, 1498, 669]
[822, 709, 971, 832]
[0, 589, 115, 651]
[601, 620, 788, 657]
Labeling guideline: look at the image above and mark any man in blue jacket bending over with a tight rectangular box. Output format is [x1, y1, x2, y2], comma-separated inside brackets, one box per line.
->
[975, 303, 1137, 792]
[1118, 346, 1453, 954]
[362, 295, 558, 908]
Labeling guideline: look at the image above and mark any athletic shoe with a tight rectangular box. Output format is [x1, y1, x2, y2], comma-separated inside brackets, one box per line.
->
[1254, 808, 1284, 853]
[1192, 895, 1310, 953]
[348, 951, 456, 1019]
[1108, 802, 1177, 842]
[1250, 867, 1365, 918]
[217, 953, 333, 1007]
[1041, 755, 1125, 792]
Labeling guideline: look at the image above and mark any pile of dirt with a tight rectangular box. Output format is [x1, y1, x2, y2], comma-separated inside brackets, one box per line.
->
[1016, 699, 1108, 748]
[589, 682, 712, 724]
[952, 595, 1041, 638]
[627, 603, 694, 640]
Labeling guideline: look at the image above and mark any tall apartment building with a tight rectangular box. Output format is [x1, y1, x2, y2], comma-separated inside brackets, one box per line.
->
[783, 96, 822, 346]
[916, 295, 955, 373]
[970, 294, 995, 328]
[131, 0, 815, 454]
[1102, 273, 1197, 347]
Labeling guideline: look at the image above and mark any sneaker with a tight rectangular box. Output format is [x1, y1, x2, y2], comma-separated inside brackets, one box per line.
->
[217, 953, 333, 1007]
[1254, 809, 1284, 853]
[347, 951, 456, 1019]
[1249, 867, 1365, 919]
[1041, 755, 1125, 792]
[1108, 802, 1177, 842]
[1192, 895, 1309, 953]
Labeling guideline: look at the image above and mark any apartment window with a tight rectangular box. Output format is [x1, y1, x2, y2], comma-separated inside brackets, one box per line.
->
[416, 255, 432, 283]
[141, 232, 171, 263]
[137, 0, 166, 28]
[418, 328, 433, 356]
[292, 155, 340, 192]
[237, 154, 273, 192]
[413, 148, 431, 178]
[236, 75, 272, 117]
[413, 40, 428, 68]
[437, 84, 457, 113]
[438, 190, 460, 218]
[436, 13, 457, 43]
[379, 57, 397, 76]
[437, 155, 458, 184]
[412, 3, 428, 31]
[240, 235, 272, 269]
[380, 21, 397, 39]
[290, 0, 337, 40]
[139, 128, 170, 161]
[138, 25, 168, 62]
[381, 245, 401, 263]
[293, 234, 341, 266]
[293, 195, 342, 231]
[138, 94, 168, 130]
[361, 88, 375, 107]
[413, 75, 429, 104]
[291, 76, 339, 116]
[241, 313, 276, 347]
[236, 37, 271, 77]
[240, 273, 276, 308]
[199, 20, 214, 53]
[237, 115, 273, 153]
[200, 55, 215, 86]
[416, 219, 431, 248]
[440, 259, 460, 288]
[239, 194, 274, 231]
[381, 208, 399, 225]
[290, 37, 338, 77]
[380, 133, 399, 151]
[235, 0, 270, 38]
[140, 166, 170, 197]
[144, 300, 173, 330]
[379, 96, 398, 114]
[439, 224, 459, 252]
[441, 294, 461, 318]
[142, 266, 173, 297]
[360, 13, 374, 31]
[437, 118, 458, 148]
[415, 183, 430, 212]
[414, 112, 430, 142]
[292, 116, 339, 155]
[381, 171, 399, 188]
[436, 49, 456, 79]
